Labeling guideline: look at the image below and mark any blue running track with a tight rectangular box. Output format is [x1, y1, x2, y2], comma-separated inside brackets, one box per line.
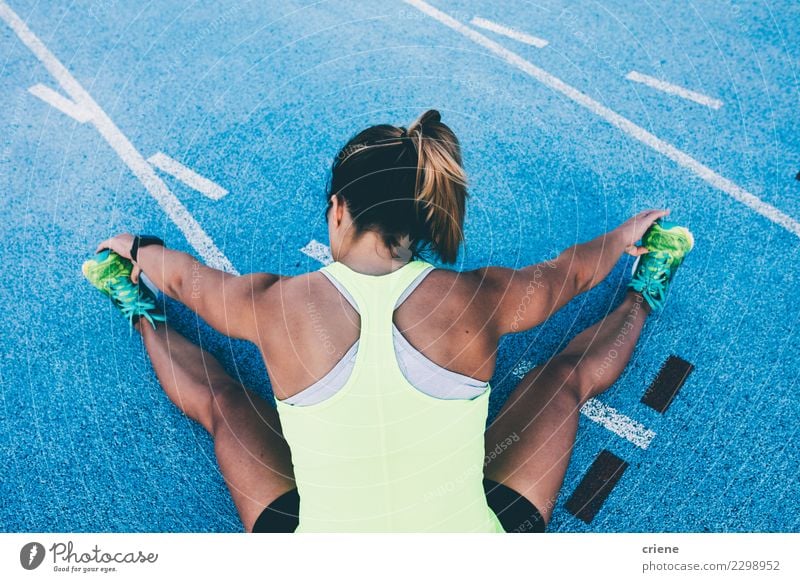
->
[1, 0, 798, 532]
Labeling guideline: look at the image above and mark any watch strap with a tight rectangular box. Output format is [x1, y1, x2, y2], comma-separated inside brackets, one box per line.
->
[131, 235, 165, 263]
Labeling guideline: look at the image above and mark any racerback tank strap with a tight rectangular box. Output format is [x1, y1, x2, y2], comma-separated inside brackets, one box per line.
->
[319, 260, 435, 324]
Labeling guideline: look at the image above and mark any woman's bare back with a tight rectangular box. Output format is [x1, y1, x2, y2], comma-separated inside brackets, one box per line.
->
[255, 267, 499, 401]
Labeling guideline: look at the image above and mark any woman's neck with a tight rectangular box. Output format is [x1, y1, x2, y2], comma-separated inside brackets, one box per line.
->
[336, 232, 412, 276]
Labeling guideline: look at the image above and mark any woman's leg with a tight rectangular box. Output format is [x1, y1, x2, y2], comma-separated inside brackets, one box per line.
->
[136, 320, 296, 532]
[484, 291, 650, 525]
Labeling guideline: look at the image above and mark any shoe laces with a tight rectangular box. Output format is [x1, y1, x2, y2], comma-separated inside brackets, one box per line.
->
[106, 276, 165, 331]
[632, 251, 673, 304]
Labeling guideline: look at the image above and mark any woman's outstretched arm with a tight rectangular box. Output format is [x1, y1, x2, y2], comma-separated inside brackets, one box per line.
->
[95, 233, 279, 341]
[477, 209, 668, 336]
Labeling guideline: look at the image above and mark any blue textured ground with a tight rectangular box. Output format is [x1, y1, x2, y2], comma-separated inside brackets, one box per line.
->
[1, 0, 798, 532]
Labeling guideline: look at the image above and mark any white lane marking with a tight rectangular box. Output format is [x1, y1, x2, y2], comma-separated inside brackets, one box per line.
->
[28, 83, 92, 122]
[0, 1, 237, 274]
[147, 152, 229, 200]
[404, 0, 800, 239]
[580, 399, 655, 450]
[625, 70, 723, 110]
[511, 358, 655, 449]
[300, 239, 333, 265]
[511, 359, 536, 379]
[470, 16, 548, 48]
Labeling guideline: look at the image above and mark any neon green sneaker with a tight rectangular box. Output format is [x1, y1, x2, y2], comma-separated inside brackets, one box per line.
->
[628, 219, 694, 313]
[82, 249, 165, 330]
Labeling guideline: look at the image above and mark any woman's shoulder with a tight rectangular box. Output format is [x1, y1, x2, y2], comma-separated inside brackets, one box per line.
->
[424, 264, 494, 291]
[401, 265, 497, 315]
[261, 269, 331, 302]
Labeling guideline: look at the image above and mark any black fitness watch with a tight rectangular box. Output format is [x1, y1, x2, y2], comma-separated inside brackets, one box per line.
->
[130, 234, 165, 263]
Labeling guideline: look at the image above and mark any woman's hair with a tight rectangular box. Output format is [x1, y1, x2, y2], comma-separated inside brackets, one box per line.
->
[326, 109, 467, 264]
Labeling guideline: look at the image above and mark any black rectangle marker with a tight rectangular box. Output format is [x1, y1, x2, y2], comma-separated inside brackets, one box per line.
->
[641, 355, 694, 413]
[565, 449, 628, 524]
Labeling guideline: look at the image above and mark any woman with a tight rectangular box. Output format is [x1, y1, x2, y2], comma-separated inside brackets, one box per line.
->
[84, 109, 693, 532]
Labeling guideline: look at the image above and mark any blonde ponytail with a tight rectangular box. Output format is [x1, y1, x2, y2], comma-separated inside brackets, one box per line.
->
[405, 110, 468, 264]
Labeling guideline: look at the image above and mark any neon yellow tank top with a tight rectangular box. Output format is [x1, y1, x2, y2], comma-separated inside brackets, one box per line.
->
[275, 259, 504, 532]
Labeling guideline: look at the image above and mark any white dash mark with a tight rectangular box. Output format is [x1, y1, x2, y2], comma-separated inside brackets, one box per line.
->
[625, 71, 723, 110]
[0, 1, 237, 274]
[301, 239, 333, 265]
[511, 359, 536, 379]
[404, 0, 800, 239]
[148, 152, 228, 200]
[580, 399, 656, 450]
[470, 16, 548, 48]
[28, 83, 92, 122]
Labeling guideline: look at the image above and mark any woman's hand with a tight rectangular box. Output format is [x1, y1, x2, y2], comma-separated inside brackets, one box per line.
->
[95, 233, 141, 282]
[95, 233, 134, 258]
[617, 209, 670, 256]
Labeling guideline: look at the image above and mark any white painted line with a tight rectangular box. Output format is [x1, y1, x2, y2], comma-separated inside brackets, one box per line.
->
[300, 239, 333, 265]
[148, 152, 228, 200]
[0, 1, 237, 274]
[626, 70, 723, 110]
[28, 83, 92, 122]
[580, 398, 655, 450]
[508, 358, 655, 449]
[511, 359, 536, 379]
[470, 16, 548, 48]
[404, 0, 800, 239]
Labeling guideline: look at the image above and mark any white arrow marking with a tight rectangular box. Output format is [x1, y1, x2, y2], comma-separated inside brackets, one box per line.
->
[300, 239, 333, 265]
[404, 0, 800, 239]
[1, 1, 237, 273]
[148, 152, 228, 200]
[470, 16, 548, 48]
[28, 83, 92, 122]
[626, 70, 724, 110]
